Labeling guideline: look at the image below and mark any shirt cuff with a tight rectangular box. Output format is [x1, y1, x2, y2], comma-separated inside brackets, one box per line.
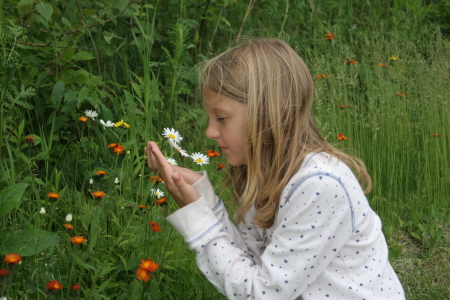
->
[192, 171, 220, 209]
[167, 196, 220, 245]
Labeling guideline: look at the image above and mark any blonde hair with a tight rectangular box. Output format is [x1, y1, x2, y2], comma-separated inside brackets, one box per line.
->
[199, 38, 372, 228]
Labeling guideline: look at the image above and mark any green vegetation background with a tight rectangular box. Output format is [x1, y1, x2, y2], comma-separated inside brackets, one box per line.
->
[1, 0, 449, 299]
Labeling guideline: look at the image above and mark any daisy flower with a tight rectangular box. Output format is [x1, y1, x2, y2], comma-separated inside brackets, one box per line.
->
[84, 110, 98, 120]
[100, 120, 115, 128]
[162, 128, 183, 143]
[65, 214, 73, 222]
[190, 152, 209, 165]
[114, 120, 130, 128]
[40, 207, 46, 214]
[151, 188, 164, 199]
[166, 157, 178, 165]
[168, 139, 189, 157]
[114, 177, 120, 184]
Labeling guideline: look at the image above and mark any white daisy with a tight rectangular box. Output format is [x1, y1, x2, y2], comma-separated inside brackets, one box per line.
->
[85, 110, 99, 120]
[151, 188, 164, 199]
[89, 179, 94, 184]
[65, 214, 73, 222]
[162, 128, 183, 143]
[114, 177, 120, 184]
[166, 157, 178, 165]
[100, 120, 115, 128]
[190, 152, 209, 166]
[39, 207, 46, 214]
[168, 139, 189, 157]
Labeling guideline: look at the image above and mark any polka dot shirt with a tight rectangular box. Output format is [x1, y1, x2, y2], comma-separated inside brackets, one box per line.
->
[167, 153, 405, 299]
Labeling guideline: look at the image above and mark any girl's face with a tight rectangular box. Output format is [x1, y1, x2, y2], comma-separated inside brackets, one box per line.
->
[204, 91, 247, 166]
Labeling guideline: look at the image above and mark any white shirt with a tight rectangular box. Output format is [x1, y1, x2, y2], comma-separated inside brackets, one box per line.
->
[167, 153, 405, 299]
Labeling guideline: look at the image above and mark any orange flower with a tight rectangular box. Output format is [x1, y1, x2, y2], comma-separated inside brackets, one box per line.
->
[71, 236, 87, 244]
[443, 75, 449, 79]
[150, 221, 161, 232]
[337, 134, 348, 141]
[91, 191, 105, 198]
[108, 143, 119, 148]
[4, 253, 22, 265]
[47, 191, 61, 199]
[432, 133, 442, 137]
[136, 268, 151, 282]
[138, 205, 148, 209]
[26, 136, 35, 144]
[150, 175, 164, 184]
[139, 258, 159, 272]
[395, 92, 406, 97]
[205, 150, 220, 157]
[72, 284, 80, 291]
[46, 279, 63, 291]
[95, 170, 107, 176]
[78, 116, 88, 122]
[324, 33, 335, 40]
[156, 197, 167, 205]
[315, 74, 327, 79]
[338, 104, 351, 109]
[0, 268, 12, 276]
[63, 224, 74, 229]
[344, 59, 357, 65]
[217, 163, 225, 171]
[378, 63, 388, 68]
[113, 144, 125, 154]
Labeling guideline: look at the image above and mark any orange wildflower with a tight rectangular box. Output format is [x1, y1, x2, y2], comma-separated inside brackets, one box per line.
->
[150, 221, 161, 232]
[136, 268, 151, 282]
[395, 93, 406, 97]
[205, 150, 220, 157]
[46, 279, 63, 291]
[91, 191, 105, 198]
[0, 268, 12, 276]
[113, 144, 125, 154]
[315, 74, 327, 79]
[71, 236, 87, 244]
[140, 258, 159, 272]
[108, 143, 119, 148]
[432, 133, 442, 137]
[444, 75, 450, 79]
[337, 134, 348, 141]
[95, 170, 107, 176]
[150, 175, 164, 184]
[217, 163, 225, 171]
[338, 104, 351, 109]
[324, 33, 335, 40]
[378, 63, 388, 68]
[344, 59, 357, 65]
[26, 136, 35, 144]
[72, 283, 80, 291]
[4, 253, 22, 265]
[78, 116, 88, 122]
[63, 224, 74, 229]
[138, 205, 148, 209]
[47, 191, 61, 199]
[156, 197, 168, 205]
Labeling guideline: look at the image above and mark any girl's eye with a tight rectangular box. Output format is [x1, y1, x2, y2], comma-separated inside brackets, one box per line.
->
[217, 118, 225, 121]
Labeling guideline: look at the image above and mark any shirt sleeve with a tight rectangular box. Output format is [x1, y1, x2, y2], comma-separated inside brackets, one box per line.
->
[168, 173, 354, 299]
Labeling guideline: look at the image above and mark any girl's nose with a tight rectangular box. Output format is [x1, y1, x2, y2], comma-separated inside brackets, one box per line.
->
[205, 121, 219, 140]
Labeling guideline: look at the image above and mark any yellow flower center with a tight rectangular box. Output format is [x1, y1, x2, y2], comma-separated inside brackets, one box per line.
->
[196, 158, 203, 163]
[168, 134, 176, 139]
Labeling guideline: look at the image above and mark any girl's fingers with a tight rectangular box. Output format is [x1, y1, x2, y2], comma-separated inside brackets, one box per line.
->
[171, 172, 200, 207]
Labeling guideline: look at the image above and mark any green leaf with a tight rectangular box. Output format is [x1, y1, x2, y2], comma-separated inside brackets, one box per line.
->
[51, 81, 65, 105]
[0, 229, 61, 256]
[0, 183, 28, 218]
[17, 0, 35, 7]
[70, 252, 96, 270]
[75, 50, 95, 61]
[36, 2, 53, 22]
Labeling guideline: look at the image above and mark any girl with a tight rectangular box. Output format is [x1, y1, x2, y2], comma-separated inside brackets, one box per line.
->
[145, 38, 405, 299]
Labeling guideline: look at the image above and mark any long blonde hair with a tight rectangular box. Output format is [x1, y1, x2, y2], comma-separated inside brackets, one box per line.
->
[199, 38, 371, 228]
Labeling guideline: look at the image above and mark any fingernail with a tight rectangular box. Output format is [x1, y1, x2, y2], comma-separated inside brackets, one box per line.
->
[172, 173, 180, 181]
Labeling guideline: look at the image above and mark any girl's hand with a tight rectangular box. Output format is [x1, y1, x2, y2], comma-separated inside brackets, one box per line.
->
[145, 141, 201, 207]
